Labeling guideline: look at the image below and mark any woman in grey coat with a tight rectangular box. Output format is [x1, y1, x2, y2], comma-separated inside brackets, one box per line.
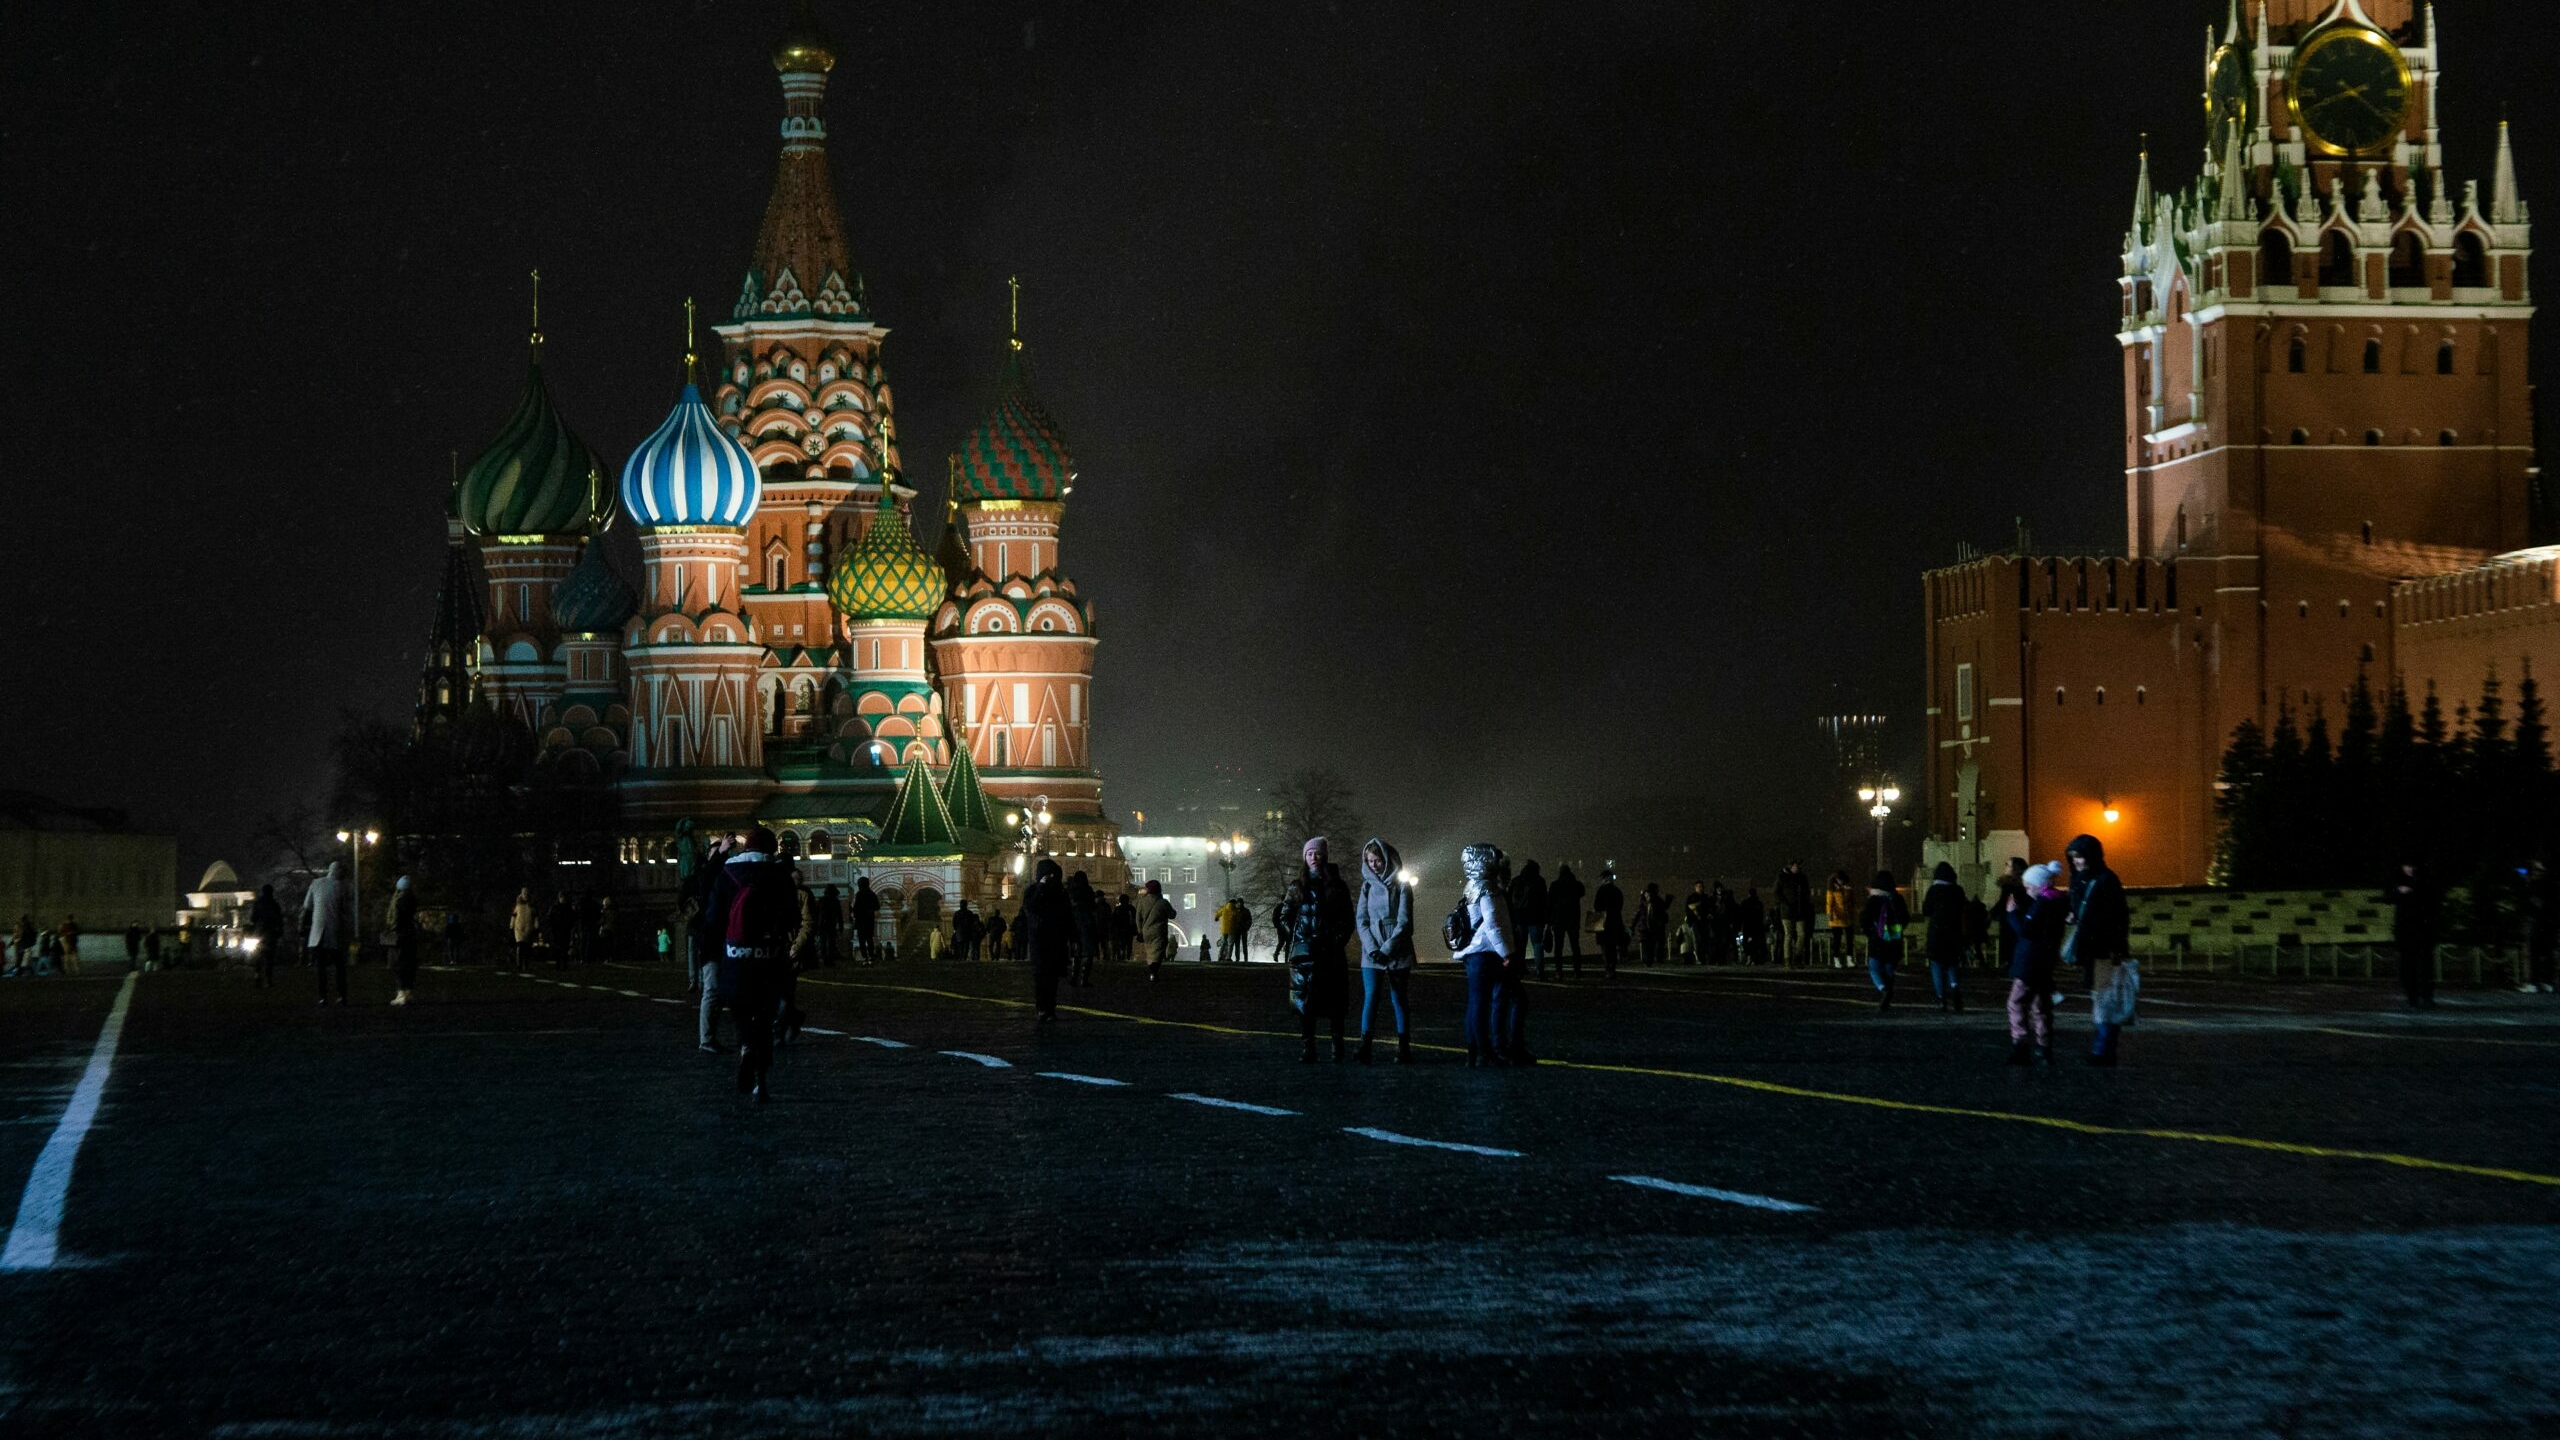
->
[1355, 838, 1416, 1063]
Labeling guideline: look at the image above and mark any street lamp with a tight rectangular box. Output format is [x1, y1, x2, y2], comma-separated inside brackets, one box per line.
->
[1855, 783, 1899, 875]
[1214, 834, 1252, 900]
[333, 828, 379, 951]
[1003, 796, 1054, 886]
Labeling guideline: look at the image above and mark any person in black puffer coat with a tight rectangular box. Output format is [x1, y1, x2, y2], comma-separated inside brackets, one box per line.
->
[1282, 838, 1354, 1061]
[1921, 861, 1968, 1013]
[705, 828, 799, 1101]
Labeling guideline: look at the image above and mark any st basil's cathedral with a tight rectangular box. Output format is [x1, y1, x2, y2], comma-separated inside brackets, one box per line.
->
[414, 9, 1123, 918]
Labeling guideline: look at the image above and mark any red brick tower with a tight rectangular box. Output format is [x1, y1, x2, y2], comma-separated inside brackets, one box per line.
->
[1922, 0, 2535, 886]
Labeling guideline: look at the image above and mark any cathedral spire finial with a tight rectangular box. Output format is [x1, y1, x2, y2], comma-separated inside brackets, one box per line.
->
[2131, 136, 2153, 240]
[1008, 274, 1023, 352]
[2492, 118, 2523, 225]
[876, 413, 900, 499]
[529, 268, 544, 355]
[683, 296, 698, 384]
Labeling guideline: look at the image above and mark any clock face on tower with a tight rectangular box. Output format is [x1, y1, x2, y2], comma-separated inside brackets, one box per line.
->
[2286, 24, 2412, 156]
[2207, 43, 2252, 147]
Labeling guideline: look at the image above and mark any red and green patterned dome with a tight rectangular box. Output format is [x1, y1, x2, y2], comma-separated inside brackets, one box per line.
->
[828, 488, 945, 622]
[954, 347, 1075, 502]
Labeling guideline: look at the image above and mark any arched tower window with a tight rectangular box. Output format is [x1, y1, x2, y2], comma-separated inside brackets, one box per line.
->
[2260, 230, 2293, 288]
[2453, 233, 2489, 287]
[2437, 340, 2457, 374]
[2388, 232, 2425, 288]
[765, 543, 788, 592]
[2287, 336, 2307, 373]
[2319, 232, 2357, 289]
[2362, 338, 2382, 373]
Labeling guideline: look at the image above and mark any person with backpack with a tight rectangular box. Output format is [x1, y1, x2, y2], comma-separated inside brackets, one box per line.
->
[1450, 845, 1518, 1067]
[1859, 870, 1909, 1012]
[1022, 858, 1077, 1019]
[2003, 862, 2067, 1066]
[1355, 838, 1415, 1063]
[1281, 840, 1354, 1061]
[2068, 834, 2136, 1062]
[705, 827, 797, 1100]
[1920, 861, 1967, 1013]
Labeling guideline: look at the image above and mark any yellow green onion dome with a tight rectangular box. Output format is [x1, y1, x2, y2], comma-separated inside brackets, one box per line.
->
[828, 486, 945, 622]
[954, 347, 1076, 502]
[459, 356, 605, 538]
[550, 538, 636, 634]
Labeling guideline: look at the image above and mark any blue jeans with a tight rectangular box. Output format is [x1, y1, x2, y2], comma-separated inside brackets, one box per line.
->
[1463, 955, 1503, 1052]
[1360, 968, 1409, 1038]
[1498, 963, 1527, 1050]
[1868, 957, 1896, 997]
[1930, 962, 1961, 999]
[2091, 1021, 2122, 1057]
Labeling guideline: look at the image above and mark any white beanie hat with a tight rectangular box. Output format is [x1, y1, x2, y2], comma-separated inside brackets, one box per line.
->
[2022, 863, 2058, 893]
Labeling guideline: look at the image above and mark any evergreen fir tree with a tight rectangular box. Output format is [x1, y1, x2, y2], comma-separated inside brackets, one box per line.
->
[2213, 717, 2270, 886]
[2266, 699, 2307, 887]
[2337, 672, 2381, 879]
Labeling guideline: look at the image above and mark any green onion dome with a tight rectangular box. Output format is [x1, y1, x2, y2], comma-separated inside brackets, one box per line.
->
[459, 355, 604, 538]
[549, 538, 636, 634]
[828, 487, 945, 622]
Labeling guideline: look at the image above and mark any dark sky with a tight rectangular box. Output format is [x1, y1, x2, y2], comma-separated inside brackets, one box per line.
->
[4, 1, 2552, 882]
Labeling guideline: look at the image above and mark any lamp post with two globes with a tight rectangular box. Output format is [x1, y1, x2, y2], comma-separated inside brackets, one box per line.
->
[334, 827, 379, 952]
[1855, 783, 1899, 876]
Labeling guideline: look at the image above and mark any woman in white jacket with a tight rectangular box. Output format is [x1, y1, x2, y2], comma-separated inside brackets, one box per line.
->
[1451, 845, 1517, 1067]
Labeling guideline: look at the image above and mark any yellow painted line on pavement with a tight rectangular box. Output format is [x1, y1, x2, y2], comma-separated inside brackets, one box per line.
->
[2312, 1026, 2560, 1051]
[809, 977, 2560, 1190]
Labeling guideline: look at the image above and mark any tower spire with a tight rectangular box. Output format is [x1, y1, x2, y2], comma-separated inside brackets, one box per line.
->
[683, 296, 698, 385]
[2492, 119, 2523, 225]
[529, 268, 543, 354]
[1008, 274, 1023, 352]
[2129, 137, 2153, 243]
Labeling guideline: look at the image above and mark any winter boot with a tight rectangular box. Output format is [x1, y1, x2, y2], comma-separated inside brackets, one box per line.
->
[2005, 1040, 2032, 1066]
[1356, 1037, 1373, 1064]
[2032, 1046, 2051, 1068]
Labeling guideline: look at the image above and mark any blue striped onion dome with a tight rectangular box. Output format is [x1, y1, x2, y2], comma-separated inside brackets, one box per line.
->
[619, 382, 761, 528]
[459, 358, 604, 538]
[827, 488, 945, 622]
[550, 538, 637, 633]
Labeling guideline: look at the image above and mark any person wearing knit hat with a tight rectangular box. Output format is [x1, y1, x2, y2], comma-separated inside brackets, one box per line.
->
[2067, 833, 2137, 1065]
[2002, 862, 2067, 1065]
[1280, 838, 1353, 1060]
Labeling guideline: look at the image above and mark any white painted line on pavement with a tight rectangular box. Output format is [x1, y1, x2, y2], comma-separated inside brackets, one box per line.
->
[616, 989, 643, 997]
[1168, 1093, 1299, 1117]
[1610, 1173, 1818, 1212]
[853, 1036, 910, 1049]
[1037, 1072, 1129, 1087]
[650, 997, 682, 1006]
[2, 972, 139, 1271]
[940, 1050, 1012, 1068]
[802, 1026, 844, 1036]
[1343, 1126, 1522, 1158]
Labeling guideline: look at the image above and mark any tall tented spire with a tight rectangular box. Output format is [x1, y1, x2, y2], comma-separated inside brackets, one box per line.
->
[2129, 139, 2153, 244]
[2491, 120, 2523, 224]
[734, 0, 864, 321]
[2225, 0, 2244, 42]
[418, 461, 488, 735]
[939, 724, 998, 835]
[2218, 117, 2254, 221]
[874, 753, 963, 852]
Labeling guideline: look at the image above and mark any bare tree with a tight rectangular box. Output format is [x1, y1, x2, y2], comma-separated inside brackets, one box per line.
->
[1246, 769, 1367, 905]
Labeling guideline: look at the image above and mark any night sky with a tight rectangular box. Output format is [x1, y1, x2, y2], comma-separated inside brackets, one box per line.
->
[5, 2, 2553, 882]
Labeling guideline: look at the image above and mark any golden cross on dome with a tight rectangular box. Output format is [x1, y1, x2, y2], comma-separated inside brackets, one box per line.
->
[529, 268, 544, 351]
[1007, 274, 1022, 351]
[683, 296, 697, 381]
